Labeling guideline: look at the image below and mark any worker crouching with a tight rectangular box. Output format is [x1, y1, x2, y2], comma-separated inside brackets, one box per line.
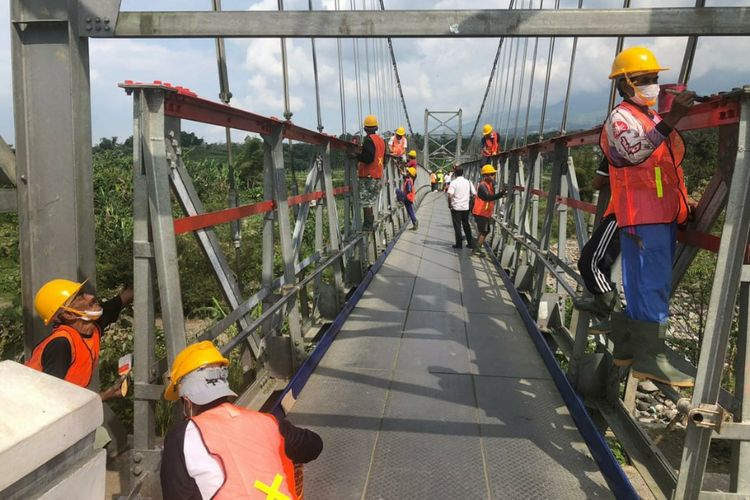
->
[161, 341, 323, 499]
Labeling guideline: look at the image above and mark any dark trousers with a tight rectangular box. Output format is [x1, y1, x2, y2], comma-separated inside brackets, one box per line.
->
[405, 201, 417, 224]
[577, 214, 620, 295]
[451, 209, 473, 247]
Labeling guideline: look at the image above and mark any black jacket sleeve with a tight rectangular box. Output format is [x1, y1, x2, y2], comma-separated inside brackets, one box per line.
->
[277, 418, 323, 464]
[356, 135, 376, 165]
[477, 183, 504, 202]
[161, 421, 202, 500]
[97, 295, 123, 333]
[41, 337, 72, 380]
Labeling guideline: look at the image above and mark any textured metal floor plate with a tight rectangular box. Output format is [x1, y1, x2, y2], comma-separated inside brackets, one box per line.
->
[288, 194, 612, 499]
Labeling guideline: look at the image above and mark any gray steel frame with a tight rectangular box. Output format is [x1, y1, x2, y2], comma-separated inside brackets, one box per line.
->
[460, 88, 750, 499]
[423, 109, 463, 172]
[78, 7, 750, 38]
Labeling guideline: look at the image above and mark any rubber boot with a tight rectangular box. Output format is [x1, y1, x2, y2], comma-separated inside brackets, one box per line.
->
[410, 221, 418, 231]
[587, 292, 622, 334]
[608, 311, 633, 367]
[631, 320, 695, 387]
[574, 290, 618, 317]
[362, 208, 374, 231]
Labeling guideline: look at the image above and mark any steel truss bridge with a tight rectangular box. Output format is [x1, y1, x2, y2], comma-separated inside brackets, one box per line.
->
[3, 1, 750, 499]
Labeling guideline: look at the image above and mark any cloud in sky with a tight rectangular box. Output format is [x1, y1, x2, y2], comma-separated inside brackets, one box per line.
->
[1, 0, 750, 146]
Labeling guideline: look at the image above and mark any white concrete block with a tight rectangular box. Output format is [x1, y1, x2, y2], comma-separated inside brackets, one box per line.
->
[0, 361, 103, 491]
[37, 448, 106, 500]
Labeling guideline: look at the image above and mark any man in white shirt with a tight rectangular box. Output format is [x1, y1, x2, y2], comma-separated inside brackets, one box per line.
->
[446, 166, 476, 249]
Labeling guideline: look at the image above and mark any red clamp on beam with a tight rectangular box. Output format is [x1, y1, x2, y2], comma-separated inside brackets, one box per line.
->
[556, 196, 597, 214]
[333, 186, 351, 195]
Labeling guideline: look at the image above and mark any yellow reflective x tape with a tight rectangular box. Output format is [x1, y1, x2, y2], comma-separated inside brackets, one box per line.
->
[654, 166, 664, 199]
[254, 473, 290, 500]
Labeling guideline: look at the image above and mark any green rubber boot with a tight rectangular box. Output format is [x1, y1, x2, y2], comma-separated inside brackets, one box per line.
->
[574, 290, 619, 317]
[609, 311, 633, 367]
[631, 320, 694, 387]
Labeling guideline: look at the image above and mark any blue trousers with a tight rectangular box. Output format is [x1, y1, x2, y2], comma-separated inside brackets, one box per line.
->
[405, 201, 417, 224]
[620, 222, 676, 324]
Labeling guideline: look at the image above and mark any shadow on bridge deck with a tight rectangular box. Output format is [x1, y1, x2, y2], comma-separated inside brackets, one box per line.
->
[287, 192, 613, 499]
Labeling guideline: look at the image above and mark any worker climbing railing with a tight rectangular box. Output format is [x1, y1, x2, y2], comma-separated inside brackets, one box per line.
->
[461, 87, 750, 499]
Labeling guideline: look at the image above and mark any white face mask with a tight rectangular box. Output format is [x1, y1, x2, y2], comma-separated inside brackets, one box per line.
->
[632, 83, 660, 107]
[78, 308, 103, 321]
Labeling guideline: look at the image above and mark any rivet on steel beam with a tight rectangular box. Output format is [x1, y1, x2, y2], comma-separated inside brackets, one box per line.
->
[133, 453, 143, 463]
[85, 17, 92, 22]
[86, 25, 92, 31]
[95, 17, 101, 23]
[133, 466, 143, 476]
[104, 26, 110, 31]
[103, 17, 110, 23]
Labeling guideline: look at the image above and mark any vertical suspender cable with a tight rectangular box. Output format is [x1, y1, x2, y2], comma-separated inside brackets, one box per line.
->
[466, 38, 505, 154]
[560, 0, 584, 134]
[363, 6, 373, 114]
[278, 0, 293, 122]
[512, 2, 531, 149]
[522, 0, 543, 146]
[538, 0, 560, 140]
[309, 0, 324, 132]
[211, 0, 241, 288]
[608, 0, 630, 111]
[335, 0, 347, 135]
[679, 0, 706, 84]
[498, 36, 515, 148]
[351, 0, 363, 136]
[503, 34, 522, 150]
[378, 0, 413, 135]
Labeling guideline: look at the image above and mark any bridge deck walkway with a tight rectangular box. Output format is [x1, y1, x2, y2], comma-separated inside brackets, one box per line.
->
[288, 192, 613, 499]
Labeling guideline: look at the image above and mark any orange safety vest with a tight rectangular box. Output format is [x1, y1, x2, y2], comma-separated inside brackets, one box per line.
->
[25, 324, 101, 388]
[192, 403, 298, 500]
[402, 177, 415, 203]
[482, 131, 500, 157]
[358, 134, 386, 179]
[430, 173, 437, 183]
[390, 136, 406, 157]
[472, 179, 496, 218]
[600, 102, 689, 228]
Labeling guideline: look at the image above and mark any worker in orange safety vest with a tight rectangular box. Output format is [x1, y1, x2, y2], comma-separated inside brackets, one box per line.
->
[160, 341, 323, 499]
[600, 46, 697, 387]
[388, 126, 408, 162]
[481, 124, 500, 158]
[471, 164, 506, 258]
[354, 115, 386, 231]
[25, 278, 133, 400]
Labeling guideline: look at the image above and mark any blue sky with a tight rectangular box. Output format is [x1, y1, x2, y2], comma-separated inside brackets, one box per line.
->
[2, 0, 750, 147]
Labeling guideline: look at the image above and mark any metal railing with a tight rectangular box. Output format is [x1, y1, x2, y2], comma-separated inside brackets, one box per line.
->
[122, 82, 430, 491]
[461, 87, 750, 499]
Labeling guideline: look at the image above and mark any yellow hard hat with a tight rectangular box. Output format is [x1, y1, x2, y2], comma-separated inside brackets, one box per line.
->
[396, 127, 405, 136]
[408, 150, 417, 158]
[483, 124, 493, 135]
[407, 167, 417, 177]
[609, 47, 668, 80]
[35, 279, 86, 325]
[364, 115, 379, 127]
[164, 341, 230, 401]
[481, 164, 497, 175]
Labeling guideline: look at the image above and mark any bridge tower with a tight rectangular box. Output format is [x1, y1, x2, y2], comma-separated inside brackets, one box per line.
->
[423, 109, 462, 172]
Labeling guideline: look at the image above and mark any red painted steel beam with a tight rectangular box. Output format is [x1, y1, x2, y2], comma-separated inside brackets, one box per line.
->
[556, 196, 597, 214]
[119, 81, 358, 152]
[174, 200, 275, 235]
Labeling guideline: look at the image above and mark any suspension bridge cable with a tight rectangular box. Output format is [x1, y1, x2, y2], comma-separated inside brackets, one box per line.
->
[277, 0, 293, 121]
[512, 9, 531, 149]
[467, 39, 505, 150]
[378, 0, 413, 136]
[679, 0, 706, 84]
[503, 34, 522, 150]
[560, 0, 584, 134]
[538, 0, 561, 139]
[498, 36, 515, 149]
[608, 0, 630, 111]
[335, 0, 347, 135]
[308, 0, 323, 132]
[522, 0, 544, 146]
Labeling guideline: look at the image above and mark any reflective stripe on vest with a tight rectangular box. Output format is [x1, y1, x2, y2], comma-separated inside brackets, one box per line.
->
[192, 403, 297, 500]
[390, 136, 406, 156]
[358, 134, 386, 179]
[600, 102, 689, 228]
[482, 131, 499, 156]
[472, 180, 495, 218]
[25, 324, 100, 388]
[402, 177, 415, 203]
